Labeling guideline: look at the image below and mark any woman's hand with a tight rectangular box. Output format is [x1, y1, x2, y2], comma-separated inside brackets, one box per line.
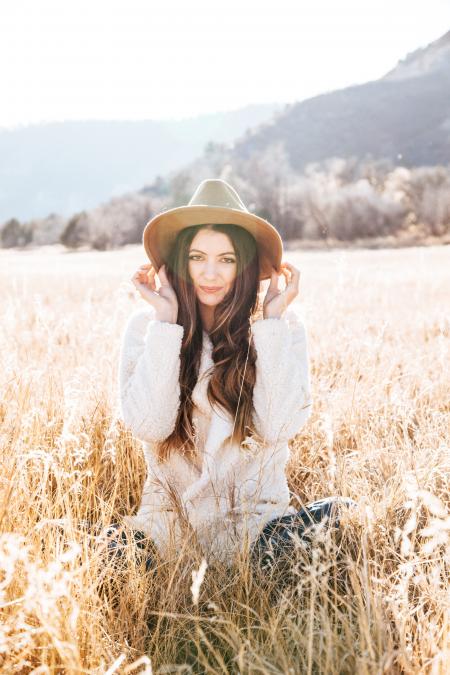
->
[262, 261, 301, 319]
[131, 263, 179, 324]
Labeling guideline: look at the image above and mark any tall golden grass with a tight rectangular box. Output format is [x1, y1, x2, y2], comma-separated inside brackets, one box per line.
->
[0, 243, 448, 674]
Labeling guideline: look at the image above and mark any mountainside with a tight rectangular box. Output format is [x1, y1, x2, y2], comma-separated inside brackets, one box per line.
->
[229, 31, 450, 171]
[382, 29, 450, 80]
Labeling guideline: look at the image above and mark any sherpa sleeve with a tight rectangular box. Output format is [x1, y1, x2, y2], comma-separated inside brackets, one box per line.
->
[117, 304, 185, 443]
[250, 305, 313, 446]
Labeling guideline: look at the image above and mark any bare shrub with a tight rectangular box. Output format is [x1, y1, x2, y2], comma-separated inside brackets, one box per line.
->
[0, 218, 33, 248]
[60, 210, 90, 248]
[293, 163, 406, 240]
[28, 213, 67, 246]
[323, 179, 407, 240]
[60, 194, 154, 250]
[385, 165, 450, 236]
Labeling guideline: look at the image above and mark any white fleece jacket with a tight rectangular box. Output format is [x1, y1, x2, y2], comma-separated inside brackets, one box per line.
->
[117, 302, 312, 565]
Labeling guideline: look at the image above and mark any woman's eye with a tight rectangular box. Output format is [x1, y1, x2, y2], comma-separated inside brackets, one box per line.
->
[189, 256, 235, 263]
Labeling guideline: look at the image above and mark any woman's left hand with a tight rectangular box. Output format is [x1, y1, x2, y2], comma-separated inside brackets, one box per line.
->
[262, 261, 301, 319]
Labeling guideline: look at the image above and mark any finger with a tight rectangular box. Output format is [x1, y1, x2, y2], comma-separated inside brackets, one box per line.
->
[282, 261, 300, 277]
[135, 266, 151, 278]
[134, 267, 155, 286]
[282, 264, 299, 288]
[138, 265, 152, 275]
[157, 264, 169, 284]
[147, 268, 157, 290]
[269, 268, 280, 290]
[268, 276, 278, 295]
[137, 269, 152, 282]
[281, 261, 297, 272]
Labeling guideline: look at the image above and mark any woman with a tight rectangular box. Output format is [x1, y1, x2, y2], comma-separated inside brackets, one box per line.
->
[106, 178, 357, 573]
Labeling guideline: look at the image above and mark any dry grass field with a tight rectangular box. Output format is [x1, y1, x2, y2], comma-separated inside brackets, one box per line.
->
[0, 242, 449, 674]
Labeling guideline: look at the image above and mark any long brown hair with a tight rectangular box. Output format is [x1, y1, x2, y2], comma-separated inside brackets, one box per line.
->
[156, 223, 266, 463]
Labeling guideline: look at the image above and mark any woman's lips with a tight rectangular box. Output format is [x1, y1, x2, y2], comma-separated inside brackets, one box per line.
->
[200, 286, 222, 293]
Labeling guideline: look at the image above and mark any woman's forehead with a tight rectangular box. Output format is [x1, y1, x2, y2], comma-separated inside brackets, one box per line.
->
[190, 229, 235, 252]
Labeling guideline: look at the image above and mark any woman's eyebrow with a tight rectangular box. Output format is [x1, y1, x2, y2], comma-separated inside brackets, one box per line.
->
[189, 248, 235, 255]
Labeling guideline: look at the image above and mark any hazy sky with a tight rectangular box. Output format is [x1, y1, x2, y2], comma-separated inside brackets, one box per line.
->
[1, 0, 449, 129]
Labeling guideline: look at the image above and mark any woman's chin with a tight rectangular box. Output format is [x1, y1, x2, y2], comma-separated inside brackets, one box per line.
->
[197, 292, 223, 305]
[199, 298, 221, 307]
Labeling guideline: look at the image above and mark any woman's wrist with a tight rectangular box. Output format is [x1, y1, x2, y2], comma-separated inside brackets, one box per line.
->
[155, 314, 176, 324]
[263, 311, 282, 320]
[141, 301, 176, 324]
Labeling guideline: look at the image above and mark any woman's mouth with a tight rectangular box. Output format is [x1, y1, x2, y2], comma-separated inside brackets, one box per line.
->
[200, 285, 222, 293]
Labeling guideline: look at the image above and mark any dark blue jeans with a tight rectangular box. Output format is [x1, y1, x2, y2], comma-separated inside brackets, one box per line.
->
[249, 495, 358, 572]
[96, 495, 357, 573]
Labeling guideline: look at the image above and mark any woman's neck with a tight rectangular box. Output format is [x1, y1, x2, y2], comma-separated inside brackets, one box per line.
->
[199, 303, 215, 332]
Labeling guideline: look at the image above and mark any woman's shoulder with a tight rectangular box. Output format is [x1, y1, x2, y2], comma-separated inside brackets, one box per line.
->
[250, 303, 307, 329]
[122, 303, 185, 345]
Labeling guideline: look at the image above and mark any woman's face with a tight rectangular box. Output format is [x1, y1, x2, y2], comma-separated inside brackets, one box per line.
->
[188, 229, 237, 308]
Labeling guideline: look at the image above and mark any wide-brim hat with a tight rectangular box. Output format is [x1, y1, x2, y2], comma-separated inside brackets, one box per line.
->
[142, 178, 283, 281]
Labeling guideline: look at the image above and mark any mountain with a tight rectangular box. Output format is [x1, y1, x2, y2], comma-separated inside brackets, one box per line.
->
[229, 30, 450, 171]
[383, 29, 450, 80]
[0, 103, 282, 223]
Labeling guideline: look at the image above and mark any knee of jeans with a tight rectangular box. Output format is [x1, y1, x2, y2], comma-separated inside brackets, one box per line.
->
[306, 496, 357, 509]
[133, 529, 147, 545]
[326, 497, 358, 523]
[304, 496, 357, 522]
[103, 524, 128, 550]
[134, 531, 156, 554]
[251, 524, 298, 559]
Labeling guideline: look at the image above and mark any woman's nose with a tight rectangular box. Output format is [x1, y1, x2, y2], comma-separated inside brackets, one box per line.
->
[203, 261, 218, 277]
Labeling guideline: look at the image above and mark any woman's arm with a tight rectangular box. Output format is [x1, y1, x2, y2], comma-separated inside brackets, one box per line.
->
[250, 305, 312, 446]
[117, 304, 185, 443]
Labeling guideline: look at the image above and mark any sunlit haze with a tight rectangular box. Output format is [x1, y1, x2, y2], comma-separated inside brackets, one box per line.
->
[1, 0, 449, 129]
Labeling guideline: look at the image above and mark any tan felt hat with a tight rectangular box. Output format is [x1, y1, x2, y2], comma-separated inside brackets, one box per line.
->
[142, 178, 283, 281]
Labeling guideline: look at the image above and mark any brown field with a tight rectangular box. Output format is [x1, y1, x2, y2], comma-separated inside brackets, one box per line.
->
[0, 242, 449, 674]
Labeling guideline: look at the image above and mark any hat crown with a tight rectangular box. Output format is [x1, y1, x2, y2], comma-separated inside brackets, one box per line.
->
[188, 179, 249, 213]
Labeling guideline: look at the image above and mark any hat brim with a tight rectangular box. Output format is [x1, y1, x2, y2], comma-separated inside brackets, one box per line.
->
[142, 205, 283, 281]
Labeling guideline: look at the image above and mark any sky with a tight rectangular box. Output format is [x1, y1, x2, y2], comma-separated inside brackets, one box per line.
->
[1, 0, 449, 130]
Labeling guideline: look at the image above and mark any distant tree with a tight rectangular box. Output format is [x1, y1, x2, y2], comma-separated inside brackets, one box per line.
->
[324, 180, 407, 240]
[28, 212, 67, 246]
[203, 141, 229, 173]
[357, 155, 395, 192]
[0, 218, 32, 248]
[151, 174, 168, 197]
[169, 170, 192, 206]
[387, 165, 450, 236]
[239, 141, 293, 236]
[297, 161, 407, 240]
[92, 232, 110, 250]
[60, 211, 90, 248]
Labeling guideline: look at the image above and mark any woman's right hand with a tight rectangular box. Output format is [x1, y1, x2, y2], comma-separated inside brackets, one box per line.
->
[131, 263, 178, 324]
